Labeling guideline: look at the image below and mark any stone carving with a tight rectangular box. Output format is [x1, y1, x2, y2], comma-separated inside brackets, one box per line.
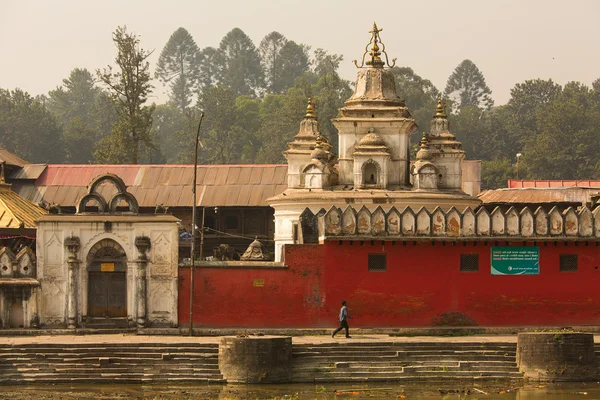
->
[77, 173, 139, 214]
[241, 239, 266, 261]
[313, 205, 600, 240]
[342, 207, 357, 235]
[213, 244, 236, 261]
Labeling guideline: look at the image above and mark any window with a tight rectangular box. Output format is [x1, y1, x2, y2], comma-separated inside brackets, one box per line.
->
[460, 254, 479, 272]
[560, 254, 578, 272]
[368, 254, 386, 271]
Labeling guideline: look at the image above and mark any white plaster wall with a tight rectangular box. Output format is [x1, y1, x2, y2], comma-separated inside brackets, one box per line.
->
[36, 220, 178, 328]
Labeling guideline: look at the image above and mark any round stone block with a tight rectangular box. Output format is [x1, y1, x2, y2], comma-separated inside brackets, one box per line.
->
[218, 336, 292, 383]
[517, 332, 597, 381]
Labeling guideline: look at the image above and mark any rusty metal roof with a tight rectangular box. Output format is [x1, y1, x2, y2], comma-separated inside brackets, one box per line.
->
[0, 184, 48, 229]
[13, 164, 288, 208]
[508, 179, 600, 188]
[0, 147, 29, 167]
[479, 187, 600, 205]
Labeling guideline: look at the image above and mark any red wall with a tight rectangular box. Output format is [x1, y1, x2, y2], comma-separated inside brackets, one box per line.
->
[325, 240, 600, 327]
[178, 241, 600, 327]
[179, 245, 329, 327]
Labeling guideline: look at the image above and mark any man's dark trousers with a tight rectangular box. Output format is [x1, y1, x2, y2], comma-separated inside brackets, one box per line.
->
[332, 319, 349, 337]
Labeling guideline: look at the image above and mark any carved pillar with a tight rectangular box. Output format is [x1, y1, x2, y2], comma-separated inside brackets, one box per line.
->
[65, 236, 80, 329]
[0, 290, 5, 328]
[29, 287, 39, 328]
[135, 236, 151, 328]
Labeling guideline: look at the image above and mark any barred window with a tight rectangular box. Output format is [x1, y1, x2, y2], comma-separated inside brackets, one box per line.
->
[560, 254, 578, 272]
[368, 254, 386, 272]
[460, 254, 479, 272]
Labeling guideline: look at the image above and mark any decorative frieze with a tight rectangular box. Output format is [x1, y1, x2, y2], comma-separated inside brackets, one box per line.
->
[315, 205, 600, 240]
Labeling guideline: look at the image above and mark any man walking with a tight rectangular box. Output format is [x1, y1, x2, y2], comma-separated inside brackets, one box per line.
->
[332, 300, 351, 338]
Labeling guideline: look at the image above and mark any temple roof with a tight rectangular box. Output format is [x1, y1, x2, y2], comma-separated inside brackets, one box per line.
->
[0, 146, 29, 167]
[0, 185, 47, 229]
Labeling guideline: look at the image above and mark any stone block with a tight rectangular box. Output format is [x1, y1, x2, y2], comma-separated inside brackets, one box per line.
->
[517, 332, 597, 381]
[218, 336, 292, 383]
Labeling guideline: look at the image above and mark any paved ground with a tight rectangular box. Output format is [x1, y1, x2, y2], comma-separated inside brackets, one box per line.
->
[0, 333, 536, 346]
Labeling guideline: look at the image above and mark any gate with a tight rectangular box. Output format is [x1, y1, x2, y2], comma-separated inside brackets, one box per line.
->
[87, 239, 127, 325]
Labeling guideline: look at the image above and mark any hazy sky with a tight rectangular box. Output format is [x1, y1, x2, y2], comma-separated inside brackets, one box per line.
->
[1, 0, 599, 105]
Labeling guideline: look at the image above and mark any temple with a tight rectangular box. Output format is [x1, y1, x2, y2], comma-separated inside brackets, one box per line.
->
[268, 23, 479, 260]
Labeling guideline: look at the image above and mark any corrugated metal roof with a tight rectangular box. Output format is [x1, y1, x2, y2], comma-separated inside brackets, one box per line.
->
[0, 147, 29, 167]
[508, 179, 600, 188]
[479, 187, 600, 205]
[13, 164, 288, 208]
[0, 184, 48, 229]
[8, 164, 46, 180]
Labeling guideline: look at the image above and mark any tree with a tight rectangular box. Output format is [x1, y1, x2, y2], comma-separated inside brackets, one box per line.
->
[523, 82, 600, 179]
[47, 68, 115, 163]
[0, 88, 64, 162]
[390, 66, 439, 133]
[312, 48, 344, 78]
[214, 28, 264, 97]
[271, 41, 310, 94]
[593, 78, 600, 93]
[155, 27, 200, 111]
[481, 158, 514, 189]
[196, 46, 221, 94]
[444, 59, 494, 112]
[259, 31, 287, 92]
[96, 26, 155, 164]
[197, 85, 248, 164]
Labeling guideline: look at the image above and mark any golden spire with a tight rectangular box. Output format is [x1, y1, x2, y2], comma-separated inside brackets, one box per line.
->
[416, 133, 432, 161]
[0, 161, 5, 184]
[305, 98, 316, 119]
[420, 133, 429, 149]
[434, 97, 447, 119]
[354, 22, 397, 69]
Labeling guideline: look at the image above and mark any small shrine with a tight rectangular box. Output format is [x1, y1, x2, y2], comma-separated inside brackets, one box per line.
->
[35, 173, 180, 329]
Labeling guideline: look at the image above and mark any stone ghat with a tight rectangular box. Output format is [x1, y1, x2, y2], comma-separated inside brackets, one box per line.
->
[314, 205, 600, 239]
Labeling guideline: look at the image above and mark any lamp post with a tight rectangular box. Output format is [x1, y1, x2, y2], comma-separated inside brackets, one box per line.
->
[516, 153, 523, 180]
[189, 112, 205, 337]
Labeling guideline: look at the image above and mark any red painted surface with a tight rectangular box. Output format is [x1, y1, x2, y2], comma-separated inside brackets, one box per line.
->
[179, 245, 328, 327]
[178, 240, 600, 327]
[324, 241, 600, 327]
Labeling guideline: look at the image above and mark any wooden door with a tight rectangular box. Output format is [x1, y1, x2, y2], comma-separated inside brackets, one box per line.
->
[88, 270, 127, 318]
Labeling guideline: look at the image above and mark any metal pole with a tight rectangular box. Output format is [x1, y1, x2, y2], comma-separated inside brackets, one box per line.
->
[189, 112, 204, 336]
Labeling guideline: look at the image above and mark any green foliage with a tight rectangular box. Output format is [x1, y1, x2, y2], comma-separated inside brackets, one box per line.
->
[444, 59, 494, 112]
[96, 26, 155, 164]
[481, 158, 514, 190]
[47, 68, 115, 163]
[214, 28, 264, 97]
[0, 88, 65, 163]
[155, 27, 200, 111]
[390, 66, 439, 132]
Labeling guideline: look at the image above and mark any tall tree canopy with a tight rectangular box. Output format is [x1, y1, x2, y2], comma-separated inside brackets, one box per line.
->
[47, 68, 115, 163]
[444, 59, 494, 112]
[390, 66, 439, 132]
[259, 31, 288, 93]
[96, 26, 155, 164]
[0, 88, 64, 162]
[214, 28, 264, 97]
[155, 27, 200, 111]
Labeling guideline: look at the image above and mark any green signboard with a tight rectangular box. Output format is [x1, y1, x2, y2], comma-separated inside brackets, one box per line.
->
[491, 246, 539, 275]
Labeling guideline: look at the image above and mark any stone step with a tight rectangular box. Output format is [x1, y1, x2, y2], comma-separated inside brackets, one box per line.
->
[291, 354, 514, 362]
[0, 343, 218, 349]
[293, 360, 517, 368]
[0, 348, 219, 356]
[0, 355, 219, 363]
[293, 350, 516, 358]
[291, 374, 522, 383]
[0, 351, 218, 358]
[294, 343, 516, 350]
[0, 376, 226, 384]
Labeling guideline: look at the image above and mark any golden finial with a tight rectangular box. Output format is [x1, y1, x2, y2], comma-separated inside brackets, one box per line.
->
[305, 98, 316, 119]
[315, 135, 324, 147]
[420, 133, 429, 149]
[0, 161, 5, 184]
[434, 97, 447, 119]
[353, 22, 397, 69]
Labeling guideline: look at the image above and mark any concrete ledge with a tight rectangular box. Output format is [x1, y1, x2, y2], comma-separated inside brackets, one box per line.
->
[181, 261, 288, 269]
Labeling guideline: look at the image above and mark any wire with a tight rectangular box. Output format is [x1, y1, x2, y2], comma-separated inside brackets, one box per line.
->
[203, 227, 275, 242]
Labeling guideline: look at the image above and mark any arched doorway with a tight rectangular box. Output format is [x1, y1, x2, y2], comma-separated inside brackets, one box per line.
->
[363, 161, 379, 186]
[87, 239, 127, 326]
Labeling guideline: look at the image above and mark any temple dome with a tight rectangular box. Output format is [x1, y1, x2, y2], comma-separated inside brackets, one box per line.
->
[310, 147, 328, 161]
[359, 133, 386, 147]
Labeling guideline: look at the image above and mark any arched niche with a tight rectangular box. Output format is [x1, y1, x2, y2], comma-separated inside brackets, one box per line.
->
[77, 193, 107, 213]
[362, 159, 381, 186]
[108, 192, 139, 213]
